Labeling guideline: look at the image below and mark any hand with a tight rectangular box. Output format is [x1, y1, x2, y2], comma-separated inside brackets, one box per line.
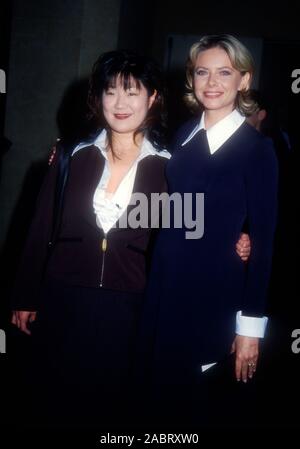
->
[231, 335, 259, 382]
[236, 232, 251, 262]
[48, 140, 59, 166]
[11, 310, 37, 335]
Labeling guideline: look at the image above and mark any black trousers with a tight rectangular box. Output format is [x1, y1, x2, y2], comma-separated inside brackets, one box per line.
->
[30, 281, 143, 429]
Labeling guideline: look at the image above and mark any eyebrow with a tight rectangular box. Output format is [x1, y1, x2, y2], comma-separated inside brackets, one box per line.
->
[195, 66, 233, 70]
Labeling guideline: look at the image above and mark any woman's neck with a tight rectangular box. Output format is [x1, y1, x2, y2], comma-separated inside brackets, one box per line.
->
[108, 131, 143, 162]
[204, 107, 235, 129]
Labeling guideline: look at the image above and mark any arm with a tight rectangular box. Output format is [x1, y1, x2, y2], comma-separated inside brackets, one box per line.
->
[242, 139, 278, 315]
[48, 139, 60, 165]
[11, 145, 61, 315]
[11, 311, 37, 335]
[233, 138, 278, 381]
[236, 232, 251, 261]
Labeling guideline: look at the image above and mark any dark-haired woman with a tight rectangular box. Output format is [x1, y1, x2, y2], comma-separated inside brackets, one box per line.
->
[11, 50, 171, 428]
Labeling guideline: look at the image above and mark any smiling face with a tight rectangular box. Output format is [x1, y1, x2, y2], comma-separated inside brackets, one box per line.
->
[193, 46, 250, 119]
[102, 76, 156, 137]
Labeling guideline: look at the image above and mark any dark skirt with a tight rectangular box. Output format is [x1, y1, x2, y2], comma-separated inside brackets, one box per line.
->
[31, 280, 143, 429]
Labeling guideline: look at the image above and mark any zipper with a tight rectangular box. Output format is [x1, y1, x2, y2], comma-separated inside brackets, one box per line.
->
[100, 233, 107, 287]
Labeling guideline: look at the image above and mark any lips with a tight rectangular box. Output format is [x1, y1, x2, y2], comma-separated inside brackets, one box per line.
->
[114, 114, 132, 120]
[204, 92, 223, 98]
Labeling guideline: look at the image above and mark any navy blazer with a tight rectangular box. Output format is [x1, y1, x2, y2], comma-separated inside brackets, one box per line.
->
[138, 119, 278, 386]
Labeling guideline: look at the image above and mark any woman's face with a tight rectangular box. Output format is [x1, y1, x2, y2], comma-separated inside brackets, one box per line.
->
[193, 47, 250, 117]
[102, 76, 156, 136]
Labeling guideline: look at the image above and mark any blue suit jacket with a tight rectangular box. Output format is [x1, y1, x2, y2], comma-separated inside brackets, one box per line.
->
[138, 119, 278, 387]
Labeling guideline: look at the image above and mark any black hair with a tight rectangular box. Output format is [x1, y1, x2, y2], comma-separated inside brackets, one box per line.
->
[87, 49, 167, 152]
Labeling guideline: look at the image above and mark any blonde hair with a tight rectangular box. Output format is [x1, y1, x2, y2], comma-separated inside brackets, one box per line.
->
[185, 34, 256, 115]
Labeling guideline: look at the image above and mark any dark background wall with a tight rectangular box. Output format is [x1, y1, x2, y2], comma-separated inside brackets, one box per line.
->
[1, 0, 300, 250]
[0, 0, 299, 430]
[0, 0, 121, 248]
[0, 0, 121, 324]
[0, 1, 12, 163]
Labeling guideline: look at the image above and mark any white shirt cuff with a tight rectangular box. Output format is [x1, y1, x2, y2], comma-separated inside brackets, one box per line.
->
[235, 310, 268, 338]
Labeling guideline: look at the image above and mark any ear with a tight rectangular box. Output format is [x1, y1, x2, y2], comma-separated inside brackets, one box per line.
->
[238, 72, 251, 92]
[148, 90, 157, 109]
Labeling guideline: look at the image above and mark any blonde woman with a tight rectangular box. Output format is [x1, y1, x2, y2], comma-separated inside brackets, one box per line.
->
[138, 35, 278, 425]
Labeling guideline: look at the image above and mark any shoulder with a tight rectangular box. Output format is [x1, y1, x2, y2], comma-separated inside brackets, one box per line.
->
[168, 117, 200, 153]
[142, 138, 171, 163]
[176, 117, 200, 138]
[71, 145, 103, 167]
[239, 122, 271, 148]
[240, 123, 278, 172]
[140, 153, 169, 173]
[71, 129, 104, 157]
[138, 147, 169, 181]
[172, 117, 200, 144]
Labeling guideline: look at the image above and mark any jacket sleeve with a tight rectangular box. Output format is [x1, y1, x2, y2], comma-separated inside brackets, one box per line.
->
[11, 150, 60, 311]
[242, 137, 278, 316]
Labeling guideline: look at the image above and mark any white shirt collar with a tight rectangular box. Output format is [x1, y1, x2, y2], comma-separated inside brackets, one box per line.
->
[181, 109, 246, 154]
[88, 130, 169, 234]
[72, 129, 170, 160]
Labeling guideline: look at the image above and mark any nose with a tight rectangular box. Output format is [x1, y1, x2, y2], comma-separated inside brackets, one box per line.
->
[207, 72, 218, 87]
[114, 92, 127, 109]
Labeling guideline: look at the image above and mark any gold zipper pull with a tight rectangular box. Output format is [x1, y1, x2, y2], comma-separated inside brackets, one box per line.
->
[102, 237, 107, 252]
